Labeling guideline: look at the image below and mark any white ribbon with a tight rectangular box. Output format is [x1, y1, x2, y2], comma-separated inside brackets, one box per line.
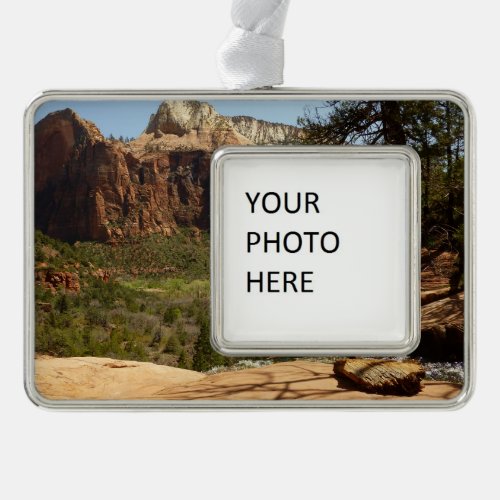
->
[217, 0, 291, 90]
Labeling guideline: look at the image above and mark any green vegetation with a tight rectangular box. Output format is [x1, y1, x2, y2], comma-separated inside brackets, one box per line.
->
[107, 134, 135, 143]
[35, 228, 210, 281]
[34, 229, 234, 370]
[192, 316, 228, 372]
[299, 100, 465, 289]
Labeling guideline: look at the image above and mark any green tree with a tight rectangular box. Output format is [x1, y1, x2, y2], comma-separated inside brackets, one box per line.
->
[163, 334, 182, 355]
[56, 293, 69, 314]
[299, 100, 465, 268]
[163, 306, 181, 325]
[192, 317, 227, 372]
[178, 349, 191, 369]
[298, 100, 406, 145]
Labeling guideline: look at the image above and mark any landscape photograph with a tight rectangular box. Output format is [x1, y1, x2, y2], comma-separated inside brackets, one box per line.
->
[32, 97, 466, 402]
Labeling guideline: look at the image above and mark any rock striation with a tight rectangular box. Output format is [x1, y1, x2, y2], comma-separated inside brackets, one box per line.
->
[334, 358, 426, 396]
[229, 115, 302, 144]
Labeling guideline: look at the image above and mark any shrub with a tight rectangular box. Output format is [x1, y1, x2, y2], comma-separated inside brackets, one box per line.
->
[175, 321, 188, 345]
[163, 334, 182, 356]
[163, 306, 182, 325]
[178, 349, 192, 369]
[85, 308, 107, 327]
[56, 294, 69, 314]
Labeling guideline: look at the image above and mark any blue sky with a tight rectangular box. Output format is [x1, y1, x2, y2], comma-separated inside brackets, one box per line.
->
[34, 99, 328, 138]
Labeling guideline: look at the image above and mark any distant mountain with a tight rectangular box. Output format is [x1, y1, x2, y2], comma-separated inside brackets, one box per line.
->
[229, 115, 301, 144]
[35, 101, 301, 243]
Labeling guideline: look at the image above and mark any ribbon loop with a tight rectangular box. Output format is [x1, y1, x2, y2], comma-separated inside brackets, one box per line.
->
[217, 0, 290, 90]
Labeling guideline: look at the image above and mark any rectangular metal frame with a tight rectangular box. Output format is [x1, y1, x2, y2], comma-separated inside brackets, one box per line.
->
[24, 89, 475, 409]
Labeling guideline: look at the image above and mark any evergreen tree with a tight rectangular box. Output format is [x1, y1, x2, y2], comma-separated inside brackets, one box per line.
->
[163, 334, 182, 355]
[163, 306, 181, 325]
[178, 349, 191, 369]
[192, 317, 227, 372]
[56, 293, 69, 314]
[299, 100, 465, 268]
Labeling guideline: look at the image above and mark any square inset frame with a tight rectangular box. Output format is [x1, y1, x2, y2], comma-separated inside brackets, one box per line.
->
[211, 145, 421, 357]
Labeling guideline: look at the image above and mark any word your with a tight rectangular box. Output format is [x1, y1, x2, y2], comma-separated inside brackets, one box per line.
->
[244, 192, 340, 294]
[245, 192, 320, 214]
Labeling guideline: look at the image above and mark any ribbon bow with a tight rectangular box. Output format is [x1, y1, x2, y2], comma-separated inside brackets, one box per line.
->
[217, 0, 291, 90]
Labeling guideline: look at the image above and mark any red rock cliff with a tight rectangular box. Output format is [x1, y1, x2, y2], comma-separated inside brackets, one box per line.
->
[35, 101, 300, 243]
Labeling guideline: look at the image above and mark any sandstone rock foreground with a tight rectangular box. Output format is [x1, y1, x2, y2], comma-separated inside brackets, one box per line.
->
[35, 357, 461, 401]
[35, 356, 206, 400]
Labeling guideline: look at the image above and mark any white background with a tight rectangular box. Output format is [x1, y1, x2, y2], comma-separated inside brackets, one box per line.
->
[1, 1, 497, 499]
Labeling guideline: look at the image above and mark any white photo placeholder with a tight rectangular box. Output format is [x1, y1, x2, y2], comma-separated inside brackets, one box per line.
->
[211, 146, 420, 356]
